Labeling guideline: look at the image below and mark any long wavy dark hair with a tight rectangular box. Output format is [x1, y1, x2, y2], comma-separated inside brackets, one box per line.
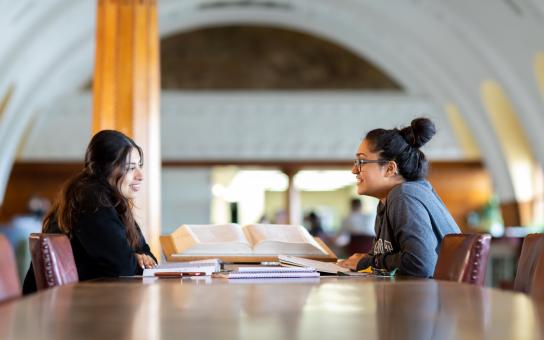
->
[43, 130, 143, 248]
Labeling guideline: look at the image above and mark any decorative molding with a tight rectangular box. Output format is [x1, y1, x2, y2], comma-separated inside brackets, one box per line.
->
[19, 91, 463, 162]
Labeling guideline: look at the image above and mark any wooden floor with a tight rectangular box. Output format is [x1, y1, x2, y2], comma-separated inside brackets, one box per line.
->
[0, 276, 542, 340]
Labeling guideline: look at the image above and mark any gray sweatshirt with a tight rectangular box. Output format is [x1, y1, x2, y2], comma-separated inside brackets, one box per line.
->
[356, 179, 460, 277]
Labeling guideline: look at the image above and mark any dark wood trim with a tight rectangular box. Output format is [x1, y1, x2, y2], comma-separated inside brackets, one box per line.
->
[9, 160, 485, 172]
[9, 162, 83, 175]
[429, 161, 485, 169]
[162, 160, 351, 169]
[163, 159, 485, 169]
[3, 160, 491, 229]
[12, 160, 484, 167]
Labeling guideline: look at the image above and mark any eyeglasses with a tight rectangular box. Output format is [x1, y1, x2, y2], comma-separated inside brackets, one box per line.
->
[353, 159, 388, 172]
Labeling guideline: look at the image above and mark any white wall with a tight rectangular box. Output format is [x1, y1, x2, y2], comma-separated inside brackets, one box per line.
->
[160, 167, 212, 234]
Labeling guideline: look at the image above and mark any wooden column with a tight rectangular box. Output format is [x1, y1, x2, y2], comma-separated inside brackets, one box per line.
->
[283, 168, 301, 225]
[500, 201, 522, 226]
[92, 0, 161, 256]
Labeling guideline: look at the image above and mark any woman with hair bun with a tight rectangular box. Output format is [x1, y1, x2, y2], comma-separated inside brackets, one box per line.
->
[338, 118, 460, 277]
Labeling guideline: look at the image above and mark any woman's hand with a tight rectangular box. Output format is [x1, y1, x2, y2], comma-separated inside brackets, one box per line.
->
[337, 253, 369, 271]
[135, 253, 157, 269]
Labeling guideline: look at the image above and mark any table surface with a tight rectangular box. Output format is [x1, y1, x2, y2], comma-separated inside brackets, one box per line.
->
[1, 276, 543, 340]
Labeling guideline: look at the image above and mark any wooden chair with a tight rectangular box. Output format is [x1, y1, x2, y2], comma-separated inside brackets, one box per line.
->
[29, 233, 79, 290]
[514, 233, 544, 299]
[0, 234, 21, 302]
[433, 234, 491, 285]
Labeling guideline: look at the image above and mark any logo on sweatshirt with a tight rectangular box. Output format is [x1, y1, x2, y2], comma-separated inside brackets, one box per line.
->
[373, 239, 393, 254]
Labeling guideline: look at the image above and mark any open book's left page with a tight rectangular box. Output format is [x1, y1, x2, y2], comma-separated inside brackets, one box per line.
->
[174, 224, 252, 254]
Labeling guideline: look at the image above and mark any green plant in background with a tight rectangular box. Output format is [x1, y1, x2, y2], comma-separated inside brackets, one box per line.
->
[480, 195, 504, 236]
[467, 195, 504, 237]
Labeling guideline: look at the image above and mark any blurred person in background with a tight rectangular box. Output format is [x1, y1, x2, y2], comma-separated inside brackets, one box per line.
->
[0, 195, 50, 282]
[336, 198, 375, 254]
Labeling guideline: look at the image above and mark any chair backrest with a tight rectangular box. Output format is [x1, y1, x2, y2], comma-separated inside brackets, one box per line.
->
[0, 234, 21, 302]
[433, 233, 491, 285]
[29, 233, 79, 290]
[514, 233, 544, 298]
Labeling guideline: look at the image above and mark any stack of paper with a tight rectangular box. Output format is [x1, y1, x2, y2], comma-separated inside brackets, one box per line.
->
[142, 259, 221, 277]
[213, 266, 319, 279]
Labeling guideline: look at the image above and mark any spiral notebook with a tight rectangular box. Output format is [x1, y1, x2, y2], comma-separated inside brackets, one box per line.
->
[212, 266, 319, 279]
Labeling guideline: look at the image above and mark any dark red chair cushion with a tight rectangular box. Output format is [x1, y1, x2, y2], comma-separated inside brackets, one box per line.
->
[514, 233, 544, 299]
[434, 234, 491, 285]
[29, 233, 79, 290]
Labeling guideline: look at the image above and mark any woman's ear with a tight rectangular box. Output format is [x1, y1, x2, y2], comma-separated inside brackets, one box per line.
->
[385, 161, 399, 177]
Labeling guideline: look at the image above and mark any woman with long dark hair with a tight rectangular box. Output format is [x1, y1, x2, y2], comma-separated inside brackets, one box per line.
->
[338, 118, 460, 277]
[23, 130, 157, 294]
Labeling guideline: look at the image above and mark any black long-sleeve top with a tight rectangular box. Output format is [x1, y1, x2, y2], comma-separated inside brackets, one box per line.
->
[23, 205, 156, 294]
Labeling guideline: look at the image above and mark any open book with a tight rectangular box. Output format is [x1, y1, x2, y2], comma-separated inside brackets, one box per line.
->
[160, 223, 337, 262]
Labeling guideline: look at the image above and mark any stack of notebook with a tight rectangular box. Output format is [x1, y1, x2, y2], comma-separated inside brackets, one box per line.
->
[142, 259, 222, 277]
[212, 266, 319, 279]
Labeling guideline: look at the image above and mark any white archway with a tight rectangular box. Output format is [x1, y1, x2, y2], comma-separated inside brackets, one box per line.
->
[1, 0, 543, 205]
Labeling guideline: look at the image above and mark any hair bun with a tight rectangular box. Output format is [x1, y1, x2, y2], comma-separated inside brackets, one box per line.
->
[400, 117, 436, 148]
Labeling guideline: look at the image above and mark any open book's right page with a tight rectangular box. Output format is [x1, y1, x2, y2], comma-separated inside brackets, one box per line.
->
[243, 224, 327, 256]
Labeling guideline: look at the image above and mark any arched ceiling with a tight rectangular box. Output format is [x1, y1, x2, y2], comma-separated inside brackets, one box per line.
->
[159, 25, 401, 90]
[0, 0, 543, 204]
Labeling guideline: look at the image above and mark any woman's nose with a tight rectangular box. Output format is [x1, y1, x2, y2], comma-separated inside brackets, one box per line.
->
[135, 167, 144, 181]
[352, 164, 359, 175]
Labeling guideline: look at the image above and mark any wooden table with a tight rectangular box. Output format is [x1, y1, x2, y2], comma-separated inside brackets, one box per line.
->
[1, 276, 543, 340]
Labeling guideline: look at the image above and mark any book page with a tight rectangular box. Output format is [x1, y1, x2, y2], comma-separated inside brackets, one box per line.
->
[185, 224, 248, 243]
[244, 224, 327, 256]
[244, 224, 310, 244]
[278, 255, 349, 274]
[176, 224, 252, 254]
